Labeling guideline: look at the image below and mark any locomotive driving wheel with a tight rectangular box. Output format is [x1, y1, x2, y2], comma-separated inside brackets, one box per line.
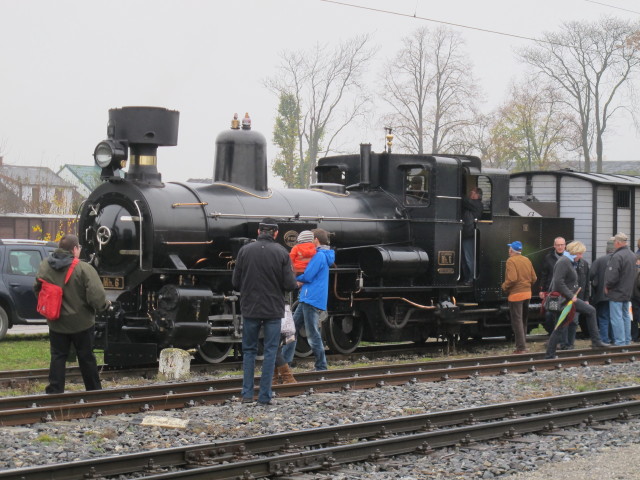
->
[324, 314, 363, 354]
[196, 341, 232, 363]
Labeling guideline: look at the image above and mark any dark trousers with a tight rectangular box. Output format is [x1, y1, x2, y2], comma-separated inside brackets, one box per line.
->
[46, 326, 101, 394]
[461, 237, 475, 282]
[509, 299, 530, 351]
[546, 299, 601, 358]
[632, 299, 640, 342]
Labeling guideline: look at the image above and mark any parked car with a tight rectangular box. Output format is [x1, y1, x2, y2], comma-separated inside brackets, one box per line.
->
[0, 239, 57, 340]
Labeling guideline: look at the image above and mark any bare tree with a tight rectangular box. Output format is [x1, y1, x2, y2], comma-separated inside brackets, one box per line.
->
[490, 78, 575, 172]
[519, 16, 640, 173]
[447, 111, 503, 166]
[266, 35, 376, 186]
[379, 26, 479, 155]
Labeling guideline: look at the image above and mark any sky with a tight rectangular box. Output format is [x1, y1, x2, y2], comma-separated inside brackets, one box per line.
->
[1, 0, 639, 188]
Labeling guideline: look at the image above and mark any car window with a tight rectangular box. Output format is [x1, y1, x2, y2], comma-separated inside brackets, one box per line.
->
[7, 250, 42, 276]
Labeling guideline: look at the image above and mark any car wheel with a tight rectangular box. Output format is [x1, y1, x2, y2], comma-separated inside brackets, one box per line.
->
[0, 306, 8, 341]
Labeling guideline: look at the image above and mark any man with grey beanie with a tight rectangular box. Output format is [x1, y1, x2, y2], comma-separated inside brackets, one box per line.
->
[605, 232, 636, 346]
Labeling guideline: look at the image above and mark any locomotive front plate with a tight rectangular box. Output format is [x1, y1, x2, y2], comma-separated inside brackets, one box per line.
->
[101, 276, 125, 290]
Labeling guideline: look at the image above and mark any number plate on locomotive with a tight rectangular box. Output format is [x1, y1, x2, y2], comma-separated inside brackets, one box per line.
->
[101, 276, 124, 289]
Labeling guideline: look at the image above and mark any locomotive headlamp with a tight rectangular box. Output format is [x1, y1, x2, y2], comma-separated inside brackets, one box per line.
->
[94, 139, 127, 168]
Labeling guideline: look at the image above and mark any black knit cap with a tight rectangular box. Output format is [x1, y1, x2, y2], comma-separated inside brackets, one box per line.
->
[258, 217, 279, 232]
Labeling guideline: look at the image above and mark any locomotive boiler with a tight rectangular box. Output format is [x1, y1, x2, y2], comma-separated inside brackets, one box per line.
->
[79, 106, 572, 365]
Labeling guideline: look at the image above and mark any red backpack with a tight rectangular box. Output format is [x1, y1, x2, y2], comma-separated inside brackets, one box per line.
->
[37, 258, 79, 321]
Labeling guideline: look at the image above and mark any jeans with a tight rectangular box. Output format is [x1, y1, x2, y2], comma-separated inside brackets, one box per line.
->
[596, 301, 611, 344]
[609, 301, 631, 346]
[282, 302, 328, 371]
[241, 317, 281, 403]
[47, 326, 101, 394]
[461, 237, 475, 282]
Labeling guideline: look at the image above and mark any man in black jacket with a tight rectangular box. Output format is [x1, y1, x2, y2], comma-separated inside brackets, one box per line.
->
[539, 237, 566, 333]
[605, 232, 636, 346]
[232, 218, 297, 405]
[461, 187, 482, 285]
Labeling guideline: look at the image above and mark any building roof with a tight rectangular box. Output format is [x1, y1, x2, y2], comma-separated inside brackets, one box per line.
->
[511, 169, 640, 186]
[58, 164, 103, 191]
[0, 164, 74, 188]
[0, 183, 29, 213]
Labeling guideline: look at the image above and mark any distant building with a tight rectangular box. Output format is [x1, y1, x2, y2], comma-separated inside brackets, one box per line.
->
[57, 164, 103, 198]
[0, 156, 76, 214]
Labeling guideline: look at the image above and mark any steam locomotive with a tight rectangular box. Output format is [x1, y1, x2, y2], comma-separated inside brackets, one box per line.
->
[78, 106, 572, 366]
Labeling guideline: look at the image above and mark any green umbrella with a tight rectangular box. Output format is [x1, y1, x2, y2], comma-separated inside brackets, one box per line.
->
[553, 287, 581, 331]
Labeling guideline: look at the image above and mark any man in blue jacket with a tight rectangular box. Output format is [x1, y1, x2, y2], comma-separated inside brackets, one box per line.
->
[283, 228, 335, 371]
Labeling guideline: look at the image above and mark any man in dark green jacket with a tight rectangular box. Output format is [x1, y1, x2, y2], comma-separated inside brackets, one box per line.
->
[34, 234, 108, 394]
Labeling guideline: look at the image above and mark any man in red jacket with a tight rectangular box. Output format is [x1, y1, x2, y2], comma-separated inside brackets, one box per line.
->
[501, 241, 537, 354]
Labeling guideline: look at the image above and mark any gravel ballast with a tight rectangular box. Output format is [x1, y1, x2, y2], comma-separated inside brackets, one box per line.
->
[1, 360, 640, 479]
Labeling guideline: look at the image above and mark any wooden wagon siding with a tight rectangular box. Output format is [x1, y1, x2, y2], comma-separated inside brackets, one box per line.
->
[510, 171, 640, 261]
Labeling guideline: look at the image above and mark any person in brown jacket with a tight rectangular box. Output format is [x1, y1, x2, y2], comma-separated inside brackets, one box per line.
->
[501, 241, 537, 354]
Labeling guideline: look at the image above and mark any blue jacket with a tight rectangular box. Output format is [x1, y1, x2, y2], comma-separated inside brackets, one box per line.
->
[297, 246, 335, 310]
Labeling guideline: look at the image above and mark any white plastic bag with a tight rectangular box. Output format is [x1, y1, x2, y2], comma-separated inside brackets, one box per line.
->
[281, 305, 295, 337]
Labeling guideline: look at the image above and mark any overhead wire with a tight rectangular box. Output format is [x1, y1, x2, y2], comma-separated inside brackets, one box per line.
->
[320, 0, 640, 50]
[584, 0, 640, 15]
[319, 0, 572, 47]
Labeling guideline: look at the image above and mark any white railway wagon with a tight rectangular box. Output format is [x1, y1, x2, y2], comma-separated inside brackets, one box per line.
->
[510, 170, 640, 262]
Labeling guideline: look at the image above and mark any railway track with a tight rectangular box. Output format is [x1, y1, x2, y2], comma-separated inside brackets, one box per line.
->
[1, 345, 638, 426]
[1, 385, 638, 480]
[0, 336, 550, 388]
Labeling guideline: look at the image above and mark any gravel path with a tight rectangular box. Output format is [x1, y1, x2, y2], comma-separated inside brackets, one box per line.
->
[1, 359, 640, 478]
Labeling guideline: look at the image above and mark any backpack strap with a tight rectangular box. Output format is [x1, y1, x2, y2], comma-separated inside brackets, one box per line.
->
[64, 258, 79, 284]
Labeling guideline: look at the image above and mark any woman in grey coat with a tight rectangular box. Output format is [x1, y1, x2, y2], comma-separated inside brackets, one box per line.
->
[546, 241, 607, 359]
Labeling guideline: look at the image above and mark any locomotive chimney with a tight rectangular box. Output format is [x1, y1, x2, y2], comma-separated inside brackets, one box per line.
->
[214, 113, 268, 191]
[359, 143, 371, 190]
[94, 107, 179, 186]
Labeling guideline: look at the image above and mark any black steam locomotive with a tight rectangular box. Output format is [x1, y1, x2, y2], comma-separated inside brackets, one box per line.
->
[79, 106, 572, 365]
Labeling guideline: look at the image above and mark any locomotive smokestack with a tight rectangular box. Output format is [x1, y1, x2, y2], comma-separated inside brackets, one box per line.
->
[359, 143, 371, 189]
[94, 107, 179, 186]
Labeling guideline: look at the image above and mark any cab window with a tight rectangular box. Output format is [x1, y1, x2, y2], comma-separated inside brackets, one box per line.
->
[404, 168, 430, 205]
[477, 175, 492, 219]
[319, 167, 345, 185]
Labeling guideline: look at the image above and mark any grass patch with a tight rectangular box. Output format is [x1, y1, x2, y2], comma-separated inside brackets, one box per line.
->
[0, 335, 51, 370]
[0, 334, 104, 370]
[35, 433, 65, 444]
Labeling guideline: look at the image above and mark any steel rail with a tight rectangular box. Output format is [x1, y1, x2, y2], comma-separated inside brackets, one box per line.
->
[0, 349, 638, 426]
[0, 386, 638, 480]
[0, 338, 631, 388]
[0, 341, 467, 387]
[0, 347, 634, 414]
